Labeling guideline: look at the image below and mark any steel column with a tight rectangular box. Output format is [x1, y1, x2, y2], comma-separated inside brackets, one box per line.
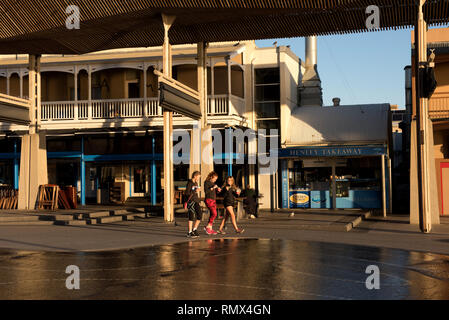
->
[415, 0, 432, 233]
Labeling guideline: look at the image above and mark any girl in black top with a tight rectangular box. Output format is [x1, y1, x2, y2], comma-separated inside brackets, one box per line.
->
[218, 176, 245, 234]
[185, 171, 202, 238]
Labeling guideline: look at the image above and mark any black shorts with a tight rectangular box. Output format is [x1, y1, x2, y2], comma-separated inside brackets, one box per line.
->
[188, 202, 203, 221]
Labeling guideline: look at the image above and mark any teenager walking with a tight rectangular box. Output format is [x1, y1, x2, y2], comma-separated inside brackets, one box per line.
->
[204, 171, 221, 235]
[185, 171, 202, 238]
[218, 176, 245, 234]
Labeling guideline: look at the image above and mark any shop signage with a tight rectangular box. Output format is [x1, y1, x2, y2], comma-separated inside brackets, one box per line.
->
[157, 72, 201, 120]
[279, 146, 387, 158]
[289, 191, 310, 208]
[302, 159, 347, 168]
[281, 161, 289, 209]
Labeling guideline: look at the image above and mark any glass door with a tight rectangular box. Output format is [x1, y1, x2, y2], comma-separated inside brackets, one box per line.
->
[132, 166, 147, 197]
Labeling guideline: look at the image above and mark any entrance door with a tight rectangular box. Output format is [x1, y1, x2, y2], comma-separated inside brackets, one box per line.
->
[132, 166, 147, 197]
[127, 82, 140, 99]
[440, 163, 449, 216]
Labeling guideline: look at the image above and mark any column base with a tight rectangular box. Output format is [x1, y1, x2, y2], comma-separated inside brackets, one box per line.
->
[18, 133, 48, 210]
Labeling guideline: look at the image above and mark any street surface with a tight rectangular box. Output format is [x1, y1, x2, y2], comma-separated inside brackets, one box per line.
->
[0, 239, 448, 300]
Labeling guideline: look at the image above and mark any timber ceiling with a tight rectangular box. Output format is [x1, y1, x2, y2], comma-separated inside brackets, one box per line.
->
[0, 0, 447, 54]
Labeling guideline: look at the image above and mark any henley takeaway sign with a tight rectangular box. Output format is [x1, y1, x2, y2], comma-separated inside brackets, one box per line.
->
[278, 146, 387, 158]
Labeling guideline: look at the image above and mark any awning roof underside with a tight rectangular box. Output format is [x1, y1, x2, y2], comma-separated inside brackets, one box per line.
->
[0, 0, 448, 54]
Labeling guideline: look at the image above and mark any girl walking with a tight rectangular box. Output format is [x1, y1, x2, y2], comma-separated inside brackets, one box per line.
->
[185, 171, 202, 238]
[218, 176, 245, 235]
[203, 171, 221, 235]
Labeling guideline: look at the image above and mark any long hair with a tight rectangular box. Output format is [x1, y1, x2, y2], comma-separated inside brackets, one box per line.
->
[223, 176, 237, 190]
[206, 171, 218, 182]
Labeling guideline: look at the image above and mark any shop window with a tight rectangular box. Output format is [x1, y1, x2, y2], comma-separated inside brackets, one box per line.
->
[0, 161, 13, 186]
[47, 138, 81, 153]
[335, 158, 381, 196]
[289, 161, 332, 191]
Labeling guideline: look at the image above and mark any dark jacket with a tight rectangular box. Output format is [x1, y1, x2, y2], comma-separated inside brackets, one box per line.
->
[242, 188, 258, 215]
[185, 180, 200, 203]
[222, 186, 239, 208]
[204, 180, 217, 200]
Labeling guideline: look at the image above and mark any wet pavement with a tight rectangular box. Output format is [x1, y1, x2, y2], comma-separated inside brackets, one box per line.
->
[0, 239, 448, 300]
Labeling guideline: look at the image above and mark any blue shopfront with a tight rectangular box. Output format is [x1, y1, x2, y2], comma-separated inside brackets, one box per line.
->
[279, 145, 390, 211]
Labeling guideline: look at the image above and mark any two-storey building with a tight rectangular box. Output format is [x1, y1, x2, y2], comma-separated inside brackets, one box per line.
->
[0, 41, 303, 209]
[413, 28, 449, 219]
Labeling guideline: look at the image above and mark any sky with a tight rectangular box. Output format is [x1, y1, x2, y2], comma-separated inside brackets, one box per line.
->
[256, 29, 414, 109]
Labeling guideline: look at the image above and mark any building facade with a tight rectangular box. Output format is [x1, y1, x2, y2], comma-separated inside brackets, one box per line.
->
[411, 27, 449, 219]
[0, 41, 303, 209]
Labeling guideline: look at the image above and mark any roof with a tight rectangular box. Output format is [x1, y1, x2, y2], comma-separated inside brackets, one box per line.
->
[0, 0, 447, 54]
[285, 104, 391, 147]
[0, 41, 250, 68]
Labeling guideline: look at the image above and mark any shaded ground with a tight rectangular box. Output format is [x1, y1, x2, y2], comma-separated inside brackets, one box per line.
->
[0, 239, 448, 300]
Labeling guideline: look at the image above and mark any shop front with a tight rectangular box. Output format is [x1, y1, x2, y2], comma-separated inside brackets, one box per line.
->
[280, 145, 390, 211]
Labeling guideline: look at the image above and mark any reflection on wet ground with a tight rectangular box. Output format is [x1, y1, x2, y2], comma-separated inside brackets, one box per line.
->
[0, 239, 448, 300]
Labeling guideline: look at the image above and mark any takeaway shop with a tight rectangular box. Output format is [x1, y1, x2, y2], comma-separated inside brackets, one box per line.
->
[279, 104, 393, 214]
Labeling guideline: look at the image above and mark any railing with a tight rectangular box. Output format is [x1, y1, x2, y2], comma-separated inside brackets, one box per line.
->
[208, 94, 229, 115]
[207, 94, 245, 116]
[91, 98, 147, 119]
[41, 94, 244, 122]
[41, 101, 75, 121]
[429, 96, 449, 119]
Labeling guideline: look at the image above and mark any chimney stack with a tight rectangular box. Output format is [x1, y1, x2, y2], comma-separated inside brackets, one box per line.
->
[332, 98, 341, 107]
[305, 36, 317, 68]
[298, 36, 323, 107]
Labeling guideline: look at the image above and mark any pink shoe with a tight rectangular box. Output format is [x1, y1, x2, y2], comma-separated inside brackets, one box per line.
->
[205, 228, 218, 235]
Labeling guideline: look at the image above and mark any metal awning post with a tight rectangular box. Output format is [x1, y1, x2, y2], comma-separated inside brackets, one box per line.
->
[415, 0, 432, 233]
[162, 14, 176, 223]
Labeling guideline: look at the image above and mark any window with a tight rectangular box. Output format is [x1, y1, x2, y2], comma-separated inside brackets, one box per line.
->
[254, 68, 280, 131]
[255, 68, 280, 85]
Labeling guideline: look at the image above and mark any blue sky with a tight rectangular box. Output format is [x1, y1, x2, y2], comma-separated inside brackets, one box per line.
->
[256, 29, 414, 108]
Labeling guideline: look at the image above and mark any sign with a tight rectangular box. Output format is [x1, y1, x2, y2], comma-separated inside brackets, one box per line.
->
[278, 146, 387, 158]
[0, 94, 30, 125]
[156, 71, 201, 120]
[302, 159, 347, 168]
[289, 190, 310, 208]
[281, 160, 289, 209]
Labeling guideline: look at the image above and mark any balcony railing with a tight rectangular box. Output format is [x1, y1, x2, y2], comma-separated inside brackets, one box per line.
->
[41, 94, 245, 122]
[429, 96, 449, 119]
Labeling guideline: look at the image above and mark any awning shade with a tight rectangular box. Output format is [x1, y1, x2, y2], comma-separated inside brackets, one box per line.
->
[0, 0, 447, 54]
